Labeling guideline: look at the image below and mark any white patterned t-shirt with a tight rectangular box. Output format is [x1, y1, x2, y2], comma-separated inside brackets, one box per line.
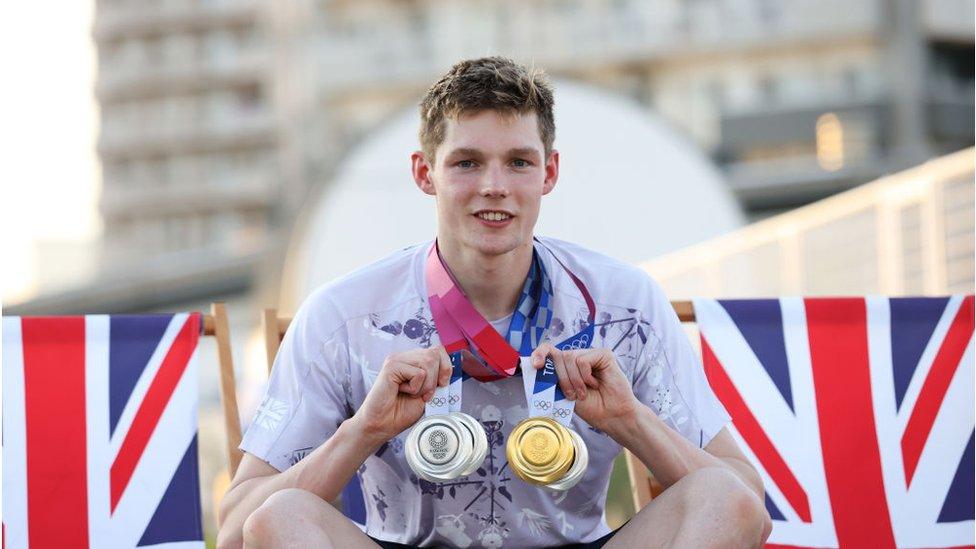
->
[240, 237, 731, 548]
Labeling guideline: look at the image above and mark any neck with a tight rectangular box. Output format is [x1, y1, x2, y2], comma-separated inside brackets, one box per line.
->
[438, 239, 534, 321]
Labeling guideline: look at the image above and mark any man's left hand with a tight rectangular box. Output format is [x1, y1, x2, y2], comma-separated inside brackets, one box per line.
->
[529, 345, 640, 434]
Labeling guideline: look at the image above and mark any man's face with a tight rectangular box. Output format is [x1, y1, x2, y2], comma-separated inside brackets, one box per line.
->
[412, 110, 559, 260]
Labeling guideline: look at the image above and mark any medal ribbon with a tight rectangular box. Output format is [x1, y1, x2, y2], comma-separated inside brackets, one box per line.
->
[426, 239, 596, 381]
[425, 352, 464, 416]
[519, 317, 596, 427]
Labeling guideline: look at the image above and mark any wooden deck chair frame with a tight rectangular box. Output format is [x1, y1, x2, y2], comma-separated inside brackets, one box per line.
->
[202, 303, 244, 477]
[255, 301, 696, 514]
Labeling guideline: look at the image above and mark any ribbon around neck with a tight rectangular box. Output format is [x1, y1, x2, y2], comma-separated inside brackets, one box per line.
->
[426, 239, 596, 382]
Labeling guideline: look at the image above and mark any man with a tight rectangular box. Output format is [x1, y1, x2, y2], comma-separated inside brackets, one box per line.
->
[217, 57, 772, 548]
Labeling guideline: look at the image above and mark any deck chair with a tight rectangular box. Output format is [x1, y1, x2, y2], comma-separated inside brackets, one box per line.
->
[2, 312, 208, 548]
[258, 303, 695, 515]
[203, 303, 244, 477]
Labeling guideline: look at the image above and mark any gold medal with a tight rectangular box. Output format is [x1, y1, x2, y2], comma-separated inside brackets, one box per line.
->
[506, 417, 576, 485]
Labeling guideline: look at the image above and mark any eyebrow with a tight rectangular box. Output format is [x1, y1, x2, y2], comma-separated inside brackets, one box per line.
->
[445, 147, 541, 159]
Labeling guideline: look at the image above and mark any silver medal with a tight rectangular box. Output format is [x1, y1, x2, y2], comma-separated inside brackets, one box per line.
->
[405, 357, 487, 482]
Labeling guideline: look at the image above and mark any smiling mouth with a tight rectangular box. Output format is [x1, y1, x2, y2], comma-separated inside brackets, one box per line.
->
[474, 211, 513, 222]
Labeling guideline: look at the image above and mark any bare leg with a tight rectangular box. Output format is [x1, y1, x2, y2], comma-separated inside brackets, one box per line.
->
[605, 467, 770, 549]
[242, 488, 380, 549]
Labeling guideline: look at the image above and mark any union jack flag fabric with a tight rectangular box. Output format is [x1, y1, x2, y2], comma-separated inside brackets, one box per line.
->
[694, 296, 974, 549]
[3, 314, 204, 549]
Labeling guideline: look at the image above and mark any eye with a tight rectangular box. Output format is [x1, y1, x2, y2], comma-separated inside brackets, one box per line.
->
[511, 158, 531, 168]
[456, 160, 477, 169]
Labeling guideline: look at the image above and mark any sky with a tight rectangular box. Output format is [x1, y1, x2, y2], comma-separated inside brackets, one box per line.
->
[1, 1, 101, 304]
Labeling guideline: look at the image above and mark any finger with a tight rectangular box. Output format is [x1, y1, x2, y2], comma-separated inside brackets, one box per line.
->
[435, 346, 453, 387]
[419, 348, 441, 396]
[421, 389, 434, 402]
[390, 362, 426, 395]
[563, 351, 588, 400]
[575, 350, 599, 388]
[584, 349, 618, 386]
[549, 350, 577, 400]
[531, 342, 557, 368]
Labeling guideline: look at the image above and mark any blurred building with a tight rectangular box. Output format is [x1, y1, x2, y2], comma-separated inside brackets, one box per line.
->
[92, 0, 279, 298]
[278, 0, 975, 220]
[645, 148, 975, 299]
[81, 0, 974, 302]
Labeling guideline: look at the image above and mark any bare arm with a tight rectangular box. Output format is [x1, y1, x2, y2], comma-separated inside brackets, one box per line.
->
[215, 347, 453, 549]
[607, 410, 763, 498]
[216, 416, 382, 548]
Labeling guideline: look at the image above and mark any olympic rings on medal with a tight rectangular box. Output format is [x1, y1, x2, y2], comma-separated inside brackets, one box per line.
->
[430, 397, 448, 407]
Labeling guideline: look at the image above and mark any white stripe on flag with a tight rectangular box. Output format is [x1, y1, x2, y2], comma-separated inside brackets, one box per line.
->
[86, 315, 112, 548]
[110, 343, 199, 547]
[3, 316, 29, 549]
[110, 314, 189, 460]
[866, 297, 909, 530]
[904, 332, 975, 545]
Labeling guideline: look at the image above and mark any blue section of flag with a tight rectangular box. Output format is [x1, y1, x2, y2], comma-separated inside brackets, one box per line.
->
[109, 315, 172, 437]
[720, 300, 794, 412]
[137, 435, 203, 546]
[890, 297, 950, 411]
[765, 492, 785, 521]
[938, 430, 974, 523]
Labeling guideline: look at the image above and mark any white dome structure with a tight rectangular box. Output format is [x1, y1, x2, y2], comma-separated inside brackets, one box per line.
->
[282, 80, 745, 308]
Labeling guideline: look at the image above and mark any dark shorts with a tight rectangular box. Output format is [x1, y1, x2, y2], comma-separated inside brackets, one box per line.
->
[368, 527, 618, 549]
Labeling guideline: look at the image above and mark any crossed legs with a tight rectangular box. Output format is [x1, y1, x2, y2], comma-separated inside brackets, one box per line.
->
[244, 467, 769, 548]
[242, 488, 378, 548]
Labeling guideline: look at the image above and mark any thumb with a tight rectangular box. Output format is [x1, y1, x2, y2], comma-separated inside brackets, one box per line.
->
[531, 343, 556, 367]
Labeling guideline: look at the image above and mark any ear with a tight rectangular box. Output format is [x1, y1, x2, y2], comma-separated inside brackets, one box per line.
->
[542, 149, 559, 195]
[412, 151, 436, 196]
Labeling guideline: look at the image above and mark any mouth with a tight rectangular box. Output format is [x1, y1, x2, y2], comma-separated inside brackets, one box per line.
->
[473, 210, 515, 227]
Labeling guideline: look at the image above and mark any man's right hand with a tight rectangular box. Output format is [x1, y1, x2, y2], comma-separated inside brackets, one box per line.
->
[349, 346, 453, 446]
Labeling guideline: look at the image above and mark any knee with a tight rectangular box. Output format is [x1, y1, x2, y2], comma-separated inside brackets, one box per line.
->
[678, 467, 769, 547]
[243, 488, 324, 547]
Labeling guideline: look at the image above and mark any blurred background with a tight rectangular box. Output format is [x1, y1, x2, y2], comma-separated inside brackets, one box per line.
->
[3, 0, 974, 543]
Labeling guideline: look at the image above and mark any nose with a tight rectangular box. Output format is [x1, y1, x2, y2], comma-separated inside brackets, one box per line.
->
[479, 165, 509, 198]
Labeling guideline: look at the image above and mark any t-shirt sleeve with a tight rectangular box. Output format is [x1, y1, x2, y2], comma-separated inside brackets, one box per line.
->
[239, 295, 352, 471]
[631, 276, 731, 448]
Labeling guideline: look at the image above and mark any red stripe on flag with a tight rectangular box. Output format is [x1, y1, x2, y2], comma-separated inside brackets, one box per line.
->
[110, 314, 199, 511]
[902, 295, 974, 486]
[22, 317, 90, 548]
[805, 298, 895, 548]
[701, 337, 812, 522]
